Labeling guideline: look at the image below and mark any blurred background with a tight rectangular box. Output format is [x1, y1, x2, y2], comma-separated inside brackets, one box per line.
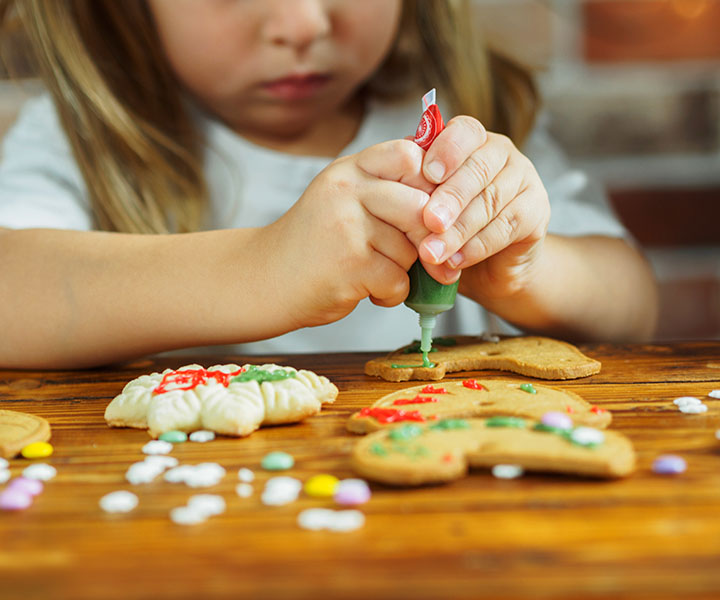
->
[0, 0, 718, 340]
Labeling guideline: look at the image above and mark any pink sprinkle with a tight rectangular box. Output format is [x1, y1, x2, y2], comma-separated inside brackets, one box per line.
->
[0, 488, 33, 511]
[8, 477, 44, 496]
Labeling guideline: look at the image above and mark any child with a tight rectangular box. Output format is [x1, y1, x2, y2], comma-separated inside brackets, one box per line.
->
[0, 0, 658, 369]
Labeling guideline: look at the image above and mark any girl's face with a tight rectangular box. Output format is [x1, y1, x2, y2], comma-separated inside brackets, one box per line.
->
[149, 0, 403, 140]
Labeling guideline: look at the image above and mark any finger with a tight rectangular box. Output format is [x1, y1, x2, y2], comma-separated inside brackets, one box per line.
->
[368, 218, 419, 273]
[423, 132, 512, 234]
[422, 115, 488, 184]
[440, 188, 549, 270]
[418, 161, 523, 264]
[418, 260, 462, 287]
[356, 139, 435, 194]
[364, 253, 412, 308]
[361, 179, 430, 236]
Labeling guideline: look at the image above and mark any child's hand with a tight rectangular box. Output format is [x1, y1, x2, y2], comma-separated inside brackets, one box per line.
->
[416, 116, 551, 299]
[265, 140, 434, 329]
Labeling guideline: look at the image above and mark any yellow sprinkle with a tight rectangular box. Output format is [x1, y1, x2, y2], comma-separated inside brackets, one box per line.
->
[304, 474, 339, 498]
[21, 441, 54, 459]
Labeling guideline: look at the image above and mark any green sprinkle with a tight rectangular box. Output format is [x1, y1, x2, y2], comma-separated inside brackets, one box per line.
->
[158, 430, 187, 443]
[429, 419, 471, 431]
[261, 451, 294, 471]
[390, 444, 430, 459]
[520, 383, 537, 394]
[232, 365, 296, 384]
[533, 423, 572, 439]
[388, 424, 424, 441]
[485, 416, 526, 429]
[370, 443, 389, 457]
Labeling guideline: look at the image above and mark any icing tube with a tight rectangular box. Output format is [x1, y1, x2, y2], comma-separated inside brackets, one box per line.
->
[402, 89, 459, 368]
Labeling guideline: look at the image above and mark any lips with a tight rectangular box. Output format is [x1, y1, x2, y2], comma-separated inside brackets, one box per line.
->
[261, 73, 331, 100]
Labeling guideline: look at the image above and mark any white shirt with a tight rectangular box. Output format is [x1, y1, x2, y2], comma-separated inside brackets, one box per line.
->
[0, 93, 627, 354]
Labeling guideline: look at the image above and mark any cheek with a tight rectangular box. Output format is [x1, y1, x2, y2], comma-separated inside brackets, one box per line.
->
[336, 1, 402, 71]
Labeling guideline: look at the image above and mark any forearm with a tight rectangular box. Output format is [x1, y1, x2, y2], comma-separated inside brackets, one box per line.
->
[460, 235, 659, 342]
[0, 227, 293, 368]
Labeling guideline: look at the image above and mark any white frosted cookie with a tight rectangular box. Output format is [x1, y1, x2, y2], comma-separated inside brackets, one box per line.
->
[105, 364, 338, 438]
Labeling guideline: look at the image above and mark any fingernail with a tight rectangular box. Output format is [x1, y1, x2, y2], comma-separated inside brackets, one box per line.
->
[426, 160, 445, 182]
[447, 251, 463, 269]
[424, 239, 446, 262]
[429, 204, 452, 231]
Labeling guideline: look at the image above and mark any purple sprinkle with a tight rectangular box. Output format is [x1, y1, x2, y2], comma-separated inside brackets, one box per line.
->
[541, 411, 573, 430]
[0, 488, 33, 511]
[334, 479, 371, 506]
[8, 477, 44, 496]
[652, 454, 687, 475]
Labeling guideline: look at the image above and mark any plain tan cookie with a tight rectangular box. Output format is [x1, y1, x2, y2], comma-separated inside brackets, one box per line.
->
[0, 409, 52, 458]
[351, 418, 635, 485]
[347, 379, 611, 434]
[364, 335, 601, 382]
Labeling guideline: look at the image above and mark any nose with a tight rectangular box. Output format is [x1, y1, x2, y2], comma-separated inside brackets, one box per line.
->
[262, 0, 331, 50]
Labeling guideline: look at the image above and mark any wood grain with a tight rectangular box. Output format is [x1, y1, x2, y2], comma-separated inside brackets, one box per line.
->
[0, 342, 719, 600]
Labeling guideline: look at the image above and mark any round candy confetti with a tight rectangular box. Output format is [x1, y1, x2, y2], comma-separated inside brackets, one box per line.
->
[678, 403, 708, 414]
[334, 479, 371, 506]
[236, 483, 253, 498]
[261, 476, 302, 506]
[126, 460, 165, 485]
[708, 390, 720, 399]
[0, 469, 11, 485]
[304, 474, 339, 498]
[169, 506, 206, 526]
[142, 440, 173, 455]
[158, 430, 188, 443]
[0, 488, 32, 511]
[22, 463, 57, 481]
[652, 454, 686, 475]
[187, 494, 226, 517]
[143, 455, 178, 470]
[519, 383, 536, 394]
[189, 430, 216, 443]
[491, 464, 524, 479]
[261, 451, 294, 471]
[0, 458, 8, 469]
[569, 427, 605, 447]
[21, 441, 53, 459]
[99, 490, 139, 514]
[673, 396, 702, 407]
[8, 477, 43, 496]
[297, 508, 365, 532]
[237, 467, 255, 483]
[540, 411, 573, 430]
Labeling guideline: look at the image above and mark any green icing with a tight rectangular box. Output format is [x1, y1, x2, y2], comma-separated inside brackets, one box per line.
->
[402, 337, 457, 354]
[388, 424, 424, 441]
[485, 416, 526, 428]
[533, 423, 572, 438]
[520, 383, 537, 394]
[391, 361, 436, 369]
[370, 442, 389, 457]
[390, 444, 430, 459]
[429, 419, 470, 431]
[231, 365, 296, 383]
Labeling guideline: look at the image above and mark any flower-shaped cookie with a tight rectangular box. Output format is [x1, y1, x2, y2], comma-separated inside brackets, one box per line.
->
[105, 364, 338, 438]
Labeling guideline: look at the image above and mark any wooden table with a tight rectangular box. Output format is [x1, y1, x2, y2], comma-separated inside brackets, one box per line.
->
[1, 342, 719, 600]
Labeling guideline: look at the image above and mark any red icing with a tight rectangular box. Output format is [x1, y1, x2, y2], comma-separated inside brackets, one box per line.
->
[420, 385, 447, 394]
[358, 407, 426, 424]
[442, 453, 454, 463]
[462, 379, 485, 390]
[566, 405, 575, 414]
[393, 396, 439, 406]
[154, 367, 245, 394]
[414, 104, 445, 150]
[590, 405, 607, 414]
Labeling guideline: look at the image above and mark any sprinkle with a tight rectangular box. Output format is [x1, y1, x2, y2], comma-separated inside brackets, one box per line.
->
[236, 483, 254, 498]
[164, 463, 225, 488]
[485, 416, 526, 429]
[590, 405, 606, 414]
[673, 396, 702, 407]
[20, 441, 53, 459]
[491, 464, 524, 479]
[709, 390, 720, 399]
[142, 440, 173, 455]
[715, 429, 720, 441]
[186, 494, 226, 517]
[99, 491, 139, 513]
[0, 488, 33, 511]
[126, 460, 165, 485]
[0, 458, 8, 470]
[304, 474, 339, 498]
[334, 479, 371, 506]
[261, 451, 294, 471]
[237, 467, 255, 483]
[566, 405, 575, 414]
[0, 470, 11, 485]
[8, 477, 43, 496]
[189, 430, 216, 443]
[158, 430, 188, 444]
[462, 379, 484, 390]
[520, 383, 536, 394]
[652, 454, 686, 475]
[541, 411, 573, 430]
[22, 463, 57, 481]
[569, 427, 605, 447]
[143, 455, 178, 470]
[261, 476, 302, 506]
[169, 506, 207, 525]
[678, 403, 708, 414]
[420, 385, 447, 394]
[297, 508, 365, 532]
[388, 424, 424, 441]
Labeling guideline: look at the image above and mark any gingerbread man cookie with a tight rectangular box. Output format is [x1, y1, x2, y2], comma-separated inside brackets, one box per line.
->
[105, 364, 338, 438]
[0, 409, 52, 458]
[351, 416, 636, 485]
[347, 379, 610, 434]
[365, 335, 601, 382]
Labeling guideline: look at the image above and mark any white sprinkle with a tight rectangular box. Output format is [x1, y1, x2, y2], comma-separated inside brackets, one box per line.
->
[237, 467, 255, 483]
[261, 476, 302, 506]
[0, 469, 10, 484]
[164, 465, 194, 483]
[22, 463, 57, 481]
[143, 455, 178, 470]
[715, 429, 720, 441]
[570, 427, 605, 446]
[673, 396, 702, 407]
[164, 463, 225, 488]
[491, 464, 524, 479]
[0, 458, 8, 470]
[678, 403, 708, 414]
[708, 390, 720, 399]
[189, 430, 216, 443]
[142, 440, 173, 455]
[99, 490, 138, 513]
[125, 461, 164, 485]
[297, 508, 365, 532]
[187, 494, 226, 517]
[236, 483, 253, 498]
[169, 506, 206, 525]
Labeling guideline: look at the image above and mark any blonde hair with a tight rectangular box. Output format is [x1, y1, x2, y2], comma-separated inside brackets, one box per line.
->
[0, 0, 538, 235]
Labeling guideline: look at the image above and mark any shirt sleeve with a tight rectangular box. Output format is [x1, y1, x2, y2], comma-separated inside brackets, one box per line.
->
[0, 93, 93, 230]
[523, 116, 628, 239]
